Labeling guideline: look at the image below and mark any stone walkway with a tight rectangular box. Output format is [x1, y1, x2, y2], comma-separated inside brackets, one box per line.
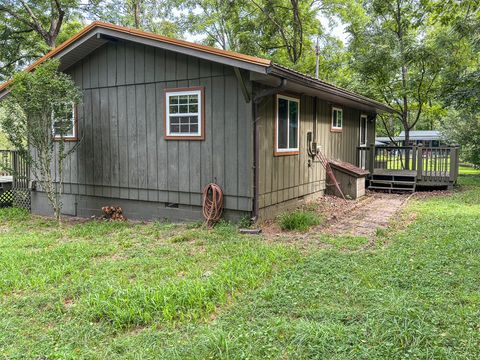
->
[325, 193, 411, 238]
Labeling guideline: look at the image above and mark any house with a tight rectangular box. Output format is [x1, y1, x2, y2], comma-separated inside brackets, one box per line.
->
[376, 130, 446, 147]
[0, 22, 394, 221]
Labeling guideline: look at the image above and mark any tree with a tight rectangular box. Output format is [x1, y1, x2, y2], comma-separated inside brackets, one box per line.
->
[347, 0, 447, 144]
[90, 0, 182, 37]
[0, 59, 82, 221]
[0, 1, 84, 81]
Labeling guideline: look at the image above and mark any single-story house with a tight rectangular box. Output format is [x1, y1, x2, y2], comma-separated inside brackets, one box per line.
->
[376, 130, 446, 147]
[0, 22, 393, 221]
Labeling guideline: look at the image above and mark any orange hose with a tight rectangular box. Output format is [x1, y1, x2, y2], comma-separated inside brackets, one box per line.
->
[202, 183, 224, 227]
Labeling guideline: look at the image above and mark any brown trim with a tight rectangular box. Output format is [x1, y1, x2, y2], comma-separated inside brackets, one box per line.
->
[53, 104, 79, 142]
[0, 21, 271, 93]
[273, 94, 300, 156]
[330, 105, 343, 133]
[164, 87, 205, 141]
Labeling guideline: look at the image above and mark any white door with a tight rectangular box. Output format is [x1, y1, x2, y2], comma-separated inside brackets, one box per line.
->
[359, 115, 368, 169]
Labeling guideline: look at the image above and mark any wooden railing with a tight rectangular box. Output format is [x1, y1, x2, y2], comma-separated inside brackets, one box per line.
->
[357, 144, 460, 185]
[0, 150, 14, 176]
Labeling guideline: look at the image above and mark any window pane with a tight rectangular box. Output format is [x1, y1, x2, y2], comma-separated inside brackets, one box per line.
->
[53, 104, 74, 137]
[360, 117, 366, 144]
[170, 124, 179, 133]
[333, 110, 337, 127]
[289, 100, 298, 148]
[179, 95, 188, 104]
[170, 105, 178, 114]
[179, 105, 188, 113]
[277, 98, 288, 149]
[189, 95, 198, 103]
[170, 96, 179, 104]
[189, 116, 198, 124]
[190, 124, 198, 133]
[170, 116, 181, 125]
[180, 124, 190, 133]
[189, 104, 198, 113]
[338, 111, 343, 127]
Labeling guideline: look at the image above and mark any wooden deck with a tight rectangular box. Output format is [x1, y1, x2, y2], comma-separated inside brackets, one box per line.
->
[358, 145, 460, 192]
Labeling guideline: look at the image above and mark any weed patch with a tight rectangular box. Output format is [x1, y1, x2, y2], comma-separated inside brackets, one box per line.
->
[278, 210, 322, 232]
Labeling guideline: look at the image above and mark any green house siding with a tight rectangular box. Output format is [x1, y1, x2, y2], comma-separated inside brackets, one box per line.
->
[41, 40, 254, 219]
[257, 92, 375, 212]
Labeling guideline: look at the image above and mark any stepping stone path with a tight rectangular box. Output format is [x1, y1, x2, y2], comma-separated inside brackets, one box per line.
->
[325, 193, 411, 238]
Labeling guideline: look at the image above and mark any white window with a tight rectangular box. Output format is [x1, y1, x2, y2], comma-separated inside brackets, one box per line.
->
[165, 88, 204, 139]
[275, 94, 300, 155]
[331, 107, 343, 130]
[360, 115, 368, 146]
[53, 103, 77, 139]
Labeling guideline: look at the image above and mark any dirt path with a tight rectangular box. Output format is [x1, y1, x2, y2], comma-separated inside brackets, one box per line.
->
[323, 193, 411, 238]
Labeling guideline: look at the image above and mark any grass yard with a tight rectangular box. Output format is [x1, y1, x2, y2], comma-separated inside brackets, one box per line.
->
[1, 167, 480, 358]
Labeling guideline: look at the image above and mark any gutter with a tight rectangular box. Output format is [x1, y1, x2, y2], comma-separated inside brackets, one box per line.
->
[251, 78, 288, 221]
[266, 64, 393, 113]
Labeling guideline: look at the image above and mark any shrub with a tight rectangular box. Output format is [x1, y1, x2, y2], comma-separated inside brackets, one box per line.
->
[278, 210, 321, 232]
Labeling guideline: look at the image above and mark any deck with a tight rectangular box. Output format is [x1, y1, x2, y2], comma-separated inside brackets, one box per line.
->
[358, 145, 460, 192]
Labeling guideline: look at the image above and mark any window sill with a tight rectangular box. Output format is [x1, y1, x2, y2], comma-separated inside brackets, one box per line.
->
[330, 128, 343, 133]
[274, 149, 300, 156]
[165, 135, 205, 141]
[53, 137, 78, 142]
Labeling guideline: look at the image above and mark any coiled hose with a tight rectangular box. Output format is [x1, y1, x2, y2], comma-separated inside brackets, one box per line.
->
[202, 183, 224, 227]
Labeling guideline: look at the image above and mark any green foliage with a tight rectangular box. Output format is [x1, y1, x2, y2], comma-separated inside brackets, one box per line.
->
[0, 59, 82, 220]
[278, 209, 321, 232]
[441, 109, 480, 166]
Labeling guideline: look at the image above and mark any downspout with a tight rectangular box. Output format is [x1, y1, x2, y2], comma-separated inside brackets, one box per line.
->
[251, 78, 287, 221]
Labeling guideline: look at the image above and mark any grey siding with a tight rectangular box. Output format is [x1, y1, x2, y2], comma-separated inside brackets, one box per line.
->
[257, 91, 373, 211]
[57, 41, 253, 214]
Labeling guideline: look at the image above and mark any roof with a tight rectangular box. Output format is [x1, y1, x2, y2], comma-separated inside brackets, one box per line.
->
[376, 130, 443, 143]
[329, 159, 369, 178]
[398, 130, 442, 141]
[0, 21, 393, 113]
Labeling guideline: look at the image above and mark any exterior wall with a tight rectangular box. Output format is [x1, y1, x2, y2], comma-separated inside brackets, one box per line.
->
[257, 90, 375, 216]
[35, 40, 254, 220]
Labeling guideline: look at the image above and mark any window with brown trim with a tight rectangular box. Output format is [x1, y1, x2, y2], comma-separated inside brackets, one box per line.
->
[53, 103, 77, 140]
[275, 94, 299, 155]
[165, 87, 204, 140]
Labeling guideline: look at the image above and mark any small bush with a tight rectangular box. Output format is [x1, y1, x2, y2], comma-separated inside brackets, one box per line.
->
[278, 210, 321, 232]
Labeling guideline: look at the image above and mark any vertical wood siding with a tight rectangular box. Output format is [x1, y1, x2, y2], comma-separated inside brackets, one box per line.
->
[60, 41, 253, 212]
[257, 92, 370, 209]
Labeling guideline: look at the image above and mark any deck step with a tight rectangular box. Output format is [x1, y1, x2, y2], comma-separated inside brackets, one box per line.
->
[370, 179, 416, 185]
[369, 186, 415, 192]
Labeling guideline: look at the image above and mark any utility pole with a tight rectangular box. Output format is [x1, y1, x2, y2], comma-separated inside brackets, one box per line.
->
[315, 36, 320, 79]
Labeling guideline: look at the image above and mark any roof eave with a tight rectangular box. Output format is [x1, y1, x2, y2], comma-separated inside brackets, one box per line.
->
[267, 64, 393, 113]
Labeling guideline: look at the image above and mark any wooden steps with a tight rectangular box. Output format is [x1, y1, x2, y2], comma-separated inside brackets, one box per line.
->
[368, 172, 416, 193]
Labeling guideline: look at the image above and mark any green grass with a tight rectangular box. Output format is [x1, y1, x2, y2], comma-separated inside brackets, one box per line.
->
[278, 209, 322, 232]
[1, 170, 480, 358]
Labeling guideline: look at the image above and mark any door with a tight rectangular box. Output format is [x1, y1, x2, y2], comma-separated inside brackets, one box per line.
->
[359, 115, 368, 169]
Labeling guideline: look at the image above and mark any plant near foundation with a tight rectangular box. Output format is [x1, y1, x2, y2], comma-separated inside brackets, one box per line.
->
[278, 209, 321, 232]
[0, 59, 82, 222]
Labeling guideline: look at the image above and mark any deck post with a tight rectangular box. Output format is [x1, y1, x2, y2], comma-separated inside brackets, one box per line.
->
[411, 145, 417, 171]
[416, 145, 423, 180]
[449, 146, 459, 182]
[369, 143, 375, 174]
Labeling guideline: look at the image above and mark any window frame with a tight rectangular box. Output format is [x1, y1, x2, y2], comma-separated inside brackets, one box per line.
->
[274, 94, 300, 156]
[52, 103, 78, 141]
[331, 106, 343, 132]
[164, 87, 205, 140]
[359, 114, 368, 146]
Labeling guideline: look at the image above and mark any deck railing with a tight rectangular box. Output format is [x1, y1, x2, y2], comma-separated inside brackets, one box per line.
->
[357, 144, 460, 185]
[0, 150, 14, 176]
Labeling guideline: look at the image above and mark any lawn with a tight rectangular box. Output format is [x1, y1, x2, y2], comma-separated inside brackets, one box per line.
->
[1, 168, 480, 358]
